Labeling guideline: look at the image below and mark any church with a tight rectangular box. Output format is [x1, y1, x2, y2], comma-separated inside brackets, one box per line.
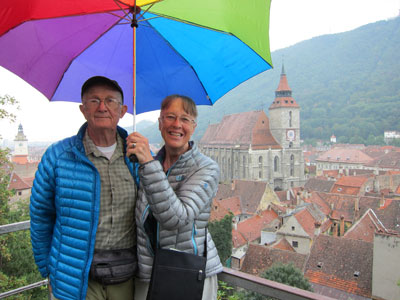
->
[199, 65, 306, 190]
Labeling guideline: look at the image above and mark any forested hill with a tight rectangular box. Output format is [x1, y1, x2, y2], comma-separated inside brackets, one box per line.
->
[140, 16, 400, 145]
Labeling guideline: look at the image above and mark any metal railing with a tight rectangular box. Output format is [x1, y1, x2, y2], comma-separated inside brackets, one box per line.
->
[1, 221, 335, 300]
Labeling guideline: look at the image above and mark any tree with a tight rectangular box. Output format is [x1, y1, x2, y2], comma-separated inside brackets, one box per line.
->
[0, 94, 19, 140]
[0, 95, 47, 299]
[239, 263, 313, 300]
[209, 213, 233, 265]
[262, 263, 313, 291]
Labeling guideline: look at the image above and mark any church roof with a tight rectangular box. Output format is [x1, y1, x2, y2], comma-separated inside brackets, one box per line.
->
[199, 111, 281, 149]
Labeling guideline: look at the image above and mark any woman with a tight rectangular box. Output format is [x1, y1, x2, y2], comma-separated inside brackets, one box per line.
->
[126, 95, 223, 299]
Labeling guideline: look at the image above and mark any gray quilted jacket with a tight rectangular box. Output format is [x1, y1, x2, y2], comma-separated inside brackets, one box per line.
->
[136, 142, 223, 281]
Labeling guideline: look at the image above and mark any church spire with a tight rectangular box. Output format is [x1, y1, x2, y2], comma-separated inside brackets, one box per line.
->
[269, 64, 299, 109]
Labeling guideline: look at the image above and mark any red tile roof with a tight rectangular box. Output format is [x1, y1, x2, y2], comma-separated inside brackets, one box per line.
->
[365, 151, 400, 169]
[233, 210, 279, 247]
[269, 70, 299, 109]
[210, 198, 232, 222]
[304, 192, 331, 216]
[295, 208, 318, 238]
[335, 176, 369, 188]
[199, 111, 281, 150]
[343, 209, 387, 242]
[331, 176, 369, 196]
[232, 229, 247, 248]
[304, 235, 372, 298]
[241, 244, 307, 276]
[271, 238, 295, 252]
[216, 180, 270, 214]
[316, 148, 374, 164]
[8, 172, 31, 191]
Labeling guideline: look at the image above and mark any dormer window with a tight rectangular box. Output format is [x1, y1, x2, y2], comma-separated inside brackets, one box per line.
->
[354, 271, 360, 277]
[317, 262, 323, 268]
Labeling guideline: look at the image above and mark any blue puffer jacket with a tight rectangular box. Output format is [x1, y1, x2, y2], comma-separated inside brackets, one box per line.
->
[30, 123, 136, 300]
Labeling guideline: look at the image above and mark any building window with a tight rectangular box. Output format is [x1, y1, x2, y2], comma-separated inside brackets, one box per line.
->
[290, 155, 295, 176]
[274, 156, 279, 172]
[292, 241, 298, 248]
[258, 156, 263, 178]
[289, 111, 292, 127]
[291, 226, 295, 231]
[242, 155, 246, 178]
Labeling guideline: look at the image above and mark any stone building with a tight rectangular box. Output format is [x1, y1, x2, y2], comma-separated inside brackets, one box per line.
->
[199, 65, 305, 190]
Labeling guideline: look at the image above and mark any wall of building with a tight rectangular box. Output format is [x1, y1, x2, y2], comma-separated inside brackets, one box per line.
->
[269, 107, 300, 149]
[372, 233, 400, 300]
[372, 174, 400, 193]
[201, 146, 305, 190]
[277, 217, 311, 254]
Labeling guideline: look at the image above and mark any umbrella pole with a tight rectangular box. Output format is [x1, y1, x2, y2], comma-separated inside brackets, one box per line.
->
[132, 3, 138, 133]
[130, 3, 139, 163]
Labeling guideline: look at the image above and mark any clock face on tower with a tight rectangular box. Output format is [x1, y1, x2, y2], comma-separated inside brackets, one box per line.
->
[286, 129, 295, 141]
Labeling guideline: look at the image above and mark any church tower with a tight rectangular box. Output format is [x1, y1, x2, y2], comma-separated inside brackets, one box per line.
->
[268, 64, 300, 149]
[12, 124, 28, 164]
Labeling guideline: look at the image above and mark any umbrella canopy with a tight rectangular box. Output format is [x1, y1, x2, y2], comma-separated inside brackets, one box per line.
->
[0, 0, 272, 115]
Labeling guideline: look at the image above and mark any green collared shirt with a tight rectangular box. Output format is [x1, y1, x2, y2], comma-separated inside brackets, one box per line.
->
[83, 132, 136, 250]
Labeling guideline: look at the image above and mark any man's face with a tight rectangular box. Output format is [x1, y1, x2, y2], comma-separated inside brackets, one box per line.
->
[80, 85, 127, 132]
[159, 98, 196, 154]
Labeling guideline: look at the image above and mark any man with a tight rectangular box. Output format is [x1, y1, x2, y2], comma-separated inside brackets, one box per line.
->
[30, 76, 137, 300]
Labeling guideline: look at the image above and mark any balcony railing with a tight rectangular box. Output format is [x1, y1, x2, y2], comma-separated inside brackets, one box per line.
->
[0, 221, 336, 300]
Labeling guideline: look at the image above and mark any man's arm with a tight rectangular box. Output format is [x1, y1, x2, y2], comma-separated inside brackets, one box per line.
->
[30, 146, 57, 277]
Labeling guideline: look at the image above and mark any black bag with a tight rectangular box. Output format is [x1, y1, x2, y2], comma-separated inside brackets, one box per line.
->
[90, 248, 137, 285]
[146, 229, 207, 300]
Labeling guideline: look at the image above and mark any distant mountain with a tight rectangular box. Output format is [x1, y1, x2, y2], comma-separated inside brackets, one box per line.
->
[139, 17, 400, 145]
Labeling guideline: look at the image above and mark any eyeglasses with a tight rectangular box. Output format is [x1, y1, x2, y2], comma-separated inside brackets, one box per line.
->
[84, 98, 122, 110]
[161, 114, 196, 126]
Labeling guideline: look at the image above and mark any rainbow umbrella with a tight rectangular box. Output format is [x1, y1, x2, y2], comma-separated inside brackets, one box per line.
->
[0, 0, 272, 121]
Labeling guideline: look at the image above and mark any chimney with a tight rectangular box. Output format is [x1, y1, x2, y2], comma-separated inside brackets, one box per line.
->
[233, 219, 237, 230]
[314, 221, 321, 237]
[340, 215, 345, 236]
[333, 222, 338, 237]
[354, 197, 359, 212]
[380, 192, 385, 207]
[231, 180, 236, 191]
[296, 192, 302, 206]
[287, 190, 291, 201]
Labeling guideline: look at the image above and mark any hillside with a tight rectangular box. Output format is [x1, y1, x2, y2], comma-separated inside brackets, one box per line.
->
[138, 16, 400, 145]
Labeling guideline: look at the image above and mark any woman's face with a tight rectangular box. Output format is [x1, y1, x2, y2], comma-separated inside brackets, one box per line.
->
[159, 98, 196, 155]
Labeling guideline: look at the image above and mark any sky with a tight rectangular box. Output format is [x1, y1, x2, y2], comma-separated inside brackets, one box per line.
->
[0, 0, 399, 143]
